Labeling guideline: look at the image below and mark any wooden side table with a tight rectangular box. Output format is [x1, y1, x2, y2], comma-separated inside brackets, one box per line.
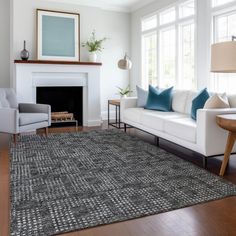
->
[108, 99, 122, 129]
[216, 114, 236, 176]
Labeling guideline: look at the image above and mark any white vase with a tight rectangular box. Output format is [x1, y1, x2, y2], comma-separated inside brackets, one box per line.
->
[89, 52, 97, 62]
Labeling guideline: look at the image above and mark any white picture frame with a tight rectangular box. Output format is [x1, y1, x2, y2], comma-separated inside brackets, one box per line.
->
[37, 9, 80, 61]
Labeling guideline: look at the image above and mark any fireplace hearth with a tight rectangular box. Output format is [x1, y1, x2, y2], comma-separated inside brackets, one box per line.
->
[37, 87, 83, 127]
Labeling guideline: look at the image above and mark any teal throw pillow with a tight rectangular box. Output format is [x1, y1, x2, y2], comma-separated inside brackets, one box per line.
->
[145, 86, 173, 112]
[191, 88, 210, 121]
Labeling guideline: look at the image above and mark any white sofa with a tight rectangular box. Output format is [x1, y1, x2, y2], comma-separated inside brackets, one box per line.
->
[121, 90, 236, 167]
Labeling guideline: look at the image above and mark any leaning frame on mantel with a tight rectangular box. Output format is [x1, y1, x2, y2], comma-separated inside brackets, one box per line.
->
[36, 9, 81, 61]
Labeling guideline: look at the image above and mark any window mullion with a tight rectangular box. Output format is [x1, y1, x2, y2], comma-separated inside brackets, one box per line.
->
[176, 6, 180, 89]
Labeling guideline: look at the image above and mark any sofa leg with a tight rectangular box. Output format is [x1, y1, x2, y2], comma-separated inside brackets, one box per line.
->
[155, 136, 160, 147]
[203, 156, 207, 169]
[44, 127, 49, 137]
[13, 134, 18, 144]
[124, 123, 127, 133]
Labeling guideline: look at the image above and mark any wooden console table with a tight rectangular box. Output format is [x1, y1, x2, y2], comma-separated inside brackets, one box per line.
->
[217, 114, 236, 176]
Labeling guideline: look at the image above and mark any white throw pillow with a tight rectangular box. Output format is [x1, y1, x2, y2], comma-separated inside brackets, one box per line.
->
[204, 93, 230, 109]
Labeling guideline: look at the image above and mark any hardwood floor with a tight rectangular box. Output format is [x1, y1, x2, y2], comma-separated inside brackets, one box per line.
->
[1, 124, 236, 236]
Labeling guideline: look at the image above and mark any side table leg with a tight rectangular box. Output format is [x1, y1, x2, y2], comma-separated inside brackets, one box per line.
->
[108, 101, 110, 127]
[118, 105, 121, 129]
[116, 106, 118, 124]
[220, 132, 236, 176]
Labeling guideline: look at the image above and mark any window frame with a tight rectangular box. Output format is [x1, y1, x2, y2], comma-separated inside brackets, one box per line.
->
[141, 0, 197, 90]
[210, 0, 236, 92]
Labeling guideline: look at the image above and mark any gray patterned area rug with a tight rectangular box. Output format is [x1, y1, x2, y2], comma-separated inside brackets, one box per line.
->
[10, 129, 236, 236]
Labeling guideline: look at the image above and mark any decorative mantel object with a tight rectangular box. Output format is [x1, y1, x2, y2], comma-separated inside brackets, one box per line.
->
[20, 40, 29, 61]
[37, 9, 80, 61]
[82, 30, 107, 62]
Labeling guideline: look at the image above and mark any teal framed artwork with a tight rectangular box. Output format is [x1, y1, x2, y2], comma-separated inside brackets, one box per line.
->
[37, 9, 80, 61]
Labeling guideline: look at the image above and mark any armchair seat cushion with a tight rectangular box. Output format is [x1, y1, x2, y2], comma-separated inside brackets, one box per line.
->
[19, 113, 49, 126]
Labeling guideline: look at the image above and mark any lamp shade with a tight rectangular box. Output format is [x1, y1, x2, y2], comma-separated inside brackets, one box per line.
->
[211, 41, 236, 73]
[118, 54, 132, 70]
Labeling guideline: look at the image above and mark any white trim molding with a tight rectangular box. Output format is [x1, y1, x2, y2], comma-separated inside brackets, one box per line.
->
[45, 0, 157, 13]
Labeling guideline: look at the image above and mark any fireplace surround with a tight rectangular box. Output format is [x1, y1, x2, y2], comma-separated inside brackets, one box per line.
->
[14, 61, 102, 127]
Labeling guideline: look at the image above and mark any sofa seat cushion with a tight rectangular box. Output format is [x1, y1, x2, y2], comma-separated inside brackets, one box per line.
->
[141, 110, 187, 132]
[19, 113, 49, 126]
[123, 108, 144, 124]
[164, 117, 197, 143]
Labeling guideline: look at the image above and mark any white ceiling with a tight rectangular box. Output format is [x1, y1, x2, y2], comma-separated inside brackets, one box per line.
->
[47, 0, 156, 12]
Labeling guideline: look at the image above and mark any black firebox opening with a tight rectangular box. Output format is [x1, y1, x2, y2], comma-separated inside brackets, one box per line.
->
[37, 87, 83, 127]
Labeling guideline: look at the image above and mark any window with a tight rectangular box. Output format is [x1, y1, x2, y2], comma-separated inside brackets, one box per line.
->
[141, 0, 196, 90]
[142, 16, 157, 32]
[211, 2, 236, 93]
[142, 33, 157, 87]
[160, 7, 176, 25]
[179, 0, 195, 18]
[160, 28, 176, 87]
[212, 0, 235, 7]
[141, 15, 158, 88]
[179, 22, 195, 89]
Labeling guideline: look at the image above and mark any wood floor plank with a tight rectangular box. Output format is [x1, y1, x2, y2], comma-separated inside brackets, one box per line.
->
[1, 125, 236, 236]
[0, 146, 10, 236]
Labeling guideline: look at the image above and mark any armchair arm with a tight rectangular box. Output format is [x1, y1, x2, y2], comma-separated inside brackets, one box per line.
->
[19, 103, 51, 114]
[197, 108, 236, 156]
[0, 108, 19, 134]
[120, 97, 138, 121]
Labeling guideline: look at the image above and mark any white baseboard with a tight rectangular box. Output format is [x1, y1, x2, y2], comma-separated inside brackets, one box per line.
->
[86, 120, 103, 127]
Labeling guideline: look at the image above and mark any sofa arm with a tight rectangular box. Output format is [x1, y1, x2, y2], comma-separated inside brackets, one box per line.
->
[120, 97, 138, 121]
[19, 103, 51, 114]
[0, 108, 19, 134]
[197, 108, 236, 156]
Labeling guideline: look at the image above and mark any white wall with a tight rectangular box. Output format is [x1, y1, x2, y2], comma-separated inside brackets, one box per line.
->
[0, 0, 10, 87]
[130, 0, 212, 93]
[11, 0, 130, 118]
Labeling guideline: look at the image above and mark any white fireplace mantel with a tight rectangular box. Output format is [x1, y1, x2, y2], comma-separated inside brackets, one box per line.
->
[14, 60, 102, 127]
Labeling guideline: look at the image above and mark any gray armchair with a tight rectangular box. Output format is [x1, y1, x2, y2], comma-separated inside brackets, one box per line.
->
[0, 88, 51, 142]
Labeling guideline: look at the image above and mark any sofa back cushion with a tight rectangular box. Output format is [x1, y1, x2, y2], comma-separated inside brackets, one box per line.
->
[172, 90, 189, 114]
[228, 95, 236, 108]
[172, 90, 198, 115]
[0, 88, 18, 109]
[184, 91, 198, 115]
[144, 88, 236, 115]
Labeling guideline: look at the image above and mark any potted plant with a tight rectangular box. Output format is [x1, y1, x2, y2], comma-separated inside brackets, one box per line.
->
[117, 86, 132, 98]
[82, 31, 107, 62]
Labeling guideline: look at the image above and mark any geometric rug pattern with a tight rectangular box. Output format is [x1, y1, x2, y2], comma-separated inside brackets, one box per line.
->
[10, 130, 236, 236]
